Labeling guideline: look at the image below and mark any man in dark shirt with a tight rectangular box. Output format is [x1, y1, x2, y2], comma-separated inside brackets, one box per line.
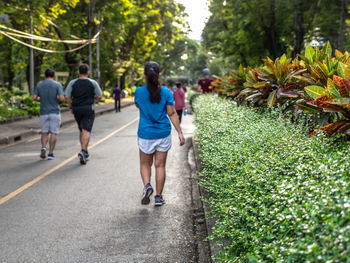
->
[198, 68, 214, 93]
[112, 85, 122, 112]
[65, 64, 102, 165]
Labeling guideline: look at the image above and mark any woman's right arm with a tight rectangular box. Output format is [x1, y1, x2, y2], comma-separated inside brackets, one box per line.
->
[166, 105, 185, 146]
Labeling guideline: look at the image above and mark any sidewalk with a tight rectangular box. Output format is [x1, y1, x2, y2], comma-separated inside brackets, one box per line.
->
[0, 99, 134, 146]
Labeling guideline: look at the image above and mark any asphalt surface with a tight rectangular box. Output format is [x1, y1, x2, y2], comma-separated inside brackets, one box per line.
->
[0, 100, 134, 146]
[0, 106, 199, 263]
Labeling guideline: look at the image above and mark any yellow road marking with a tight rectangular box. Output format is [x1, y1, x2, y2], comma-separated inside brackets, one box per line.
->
[0, 117, 139, 206]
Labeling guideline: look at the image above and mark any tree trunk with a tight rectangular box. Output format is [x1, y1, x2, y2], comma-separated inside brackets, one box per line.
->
[53, 22, 80, 86]
[338, 0, 347, 52]
[239, 52, 248, 66]
[5, 40, 14, 90]
[25, 49, 45, 90]
[34, 53, 45, 86]
[258, 0, 280, 58]
[66, 63, 78, 87]
[268, 0, 280, 58]
[292, 1, 305, 58]
[120, 72, 126, 91]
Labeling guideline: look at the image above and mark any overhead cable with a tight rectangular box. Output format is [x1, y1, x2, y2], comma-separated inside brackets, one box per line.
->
[0, 24, 95, 44]
[0, 30, 101, 53]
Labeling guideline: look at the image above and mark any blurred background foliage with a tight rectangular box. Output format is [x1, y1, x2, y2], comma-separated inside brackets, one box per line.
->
[1, 0, 350, 109]
[202, 0, 350, 74]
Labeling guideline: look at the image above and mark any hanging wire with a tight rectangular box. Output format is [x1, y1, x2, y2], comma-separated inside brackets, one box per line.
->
[0, 25, 96, 44]
[0, 29, 101, 53]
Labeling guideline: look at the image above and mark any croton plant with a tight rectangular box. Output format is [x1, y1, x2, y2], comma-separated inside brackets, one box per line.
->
[212, 42, 350, 136]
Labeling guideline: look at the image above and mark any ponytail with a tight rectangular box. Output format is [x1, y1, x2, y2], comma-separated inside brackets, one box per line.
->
[144, 62, 161, 103]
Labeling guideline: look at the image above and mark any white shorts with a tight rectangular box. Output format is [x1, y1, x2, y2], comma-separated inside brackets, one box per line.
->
[138, 135, 172, 154]
[40, 114, 61, 134]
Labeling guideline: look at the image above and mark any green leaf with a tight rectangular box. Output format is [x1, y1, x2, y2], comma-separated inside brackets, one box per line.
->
[280, 54, 287, 64]
[297, 102, 322, 113]
[279, 92, 299, 98]
[304, 85, 327, 99]
[284, 69, 307, 83]
[298, 55, 309, 64]
[292, 75, 315, 85]
[253, 82, 267, 88]
[238, 64, 244, 74]
[238, 88, 255, 97]
[246, 93, 262, 101]
[305, 46, 315, 64]
[344, 66, 350, 78]
[329, 98, 350, 105]
[337, 62, 345, 78]
[267, 90, 277, 107]
[319, 62, 330, 77]
[327, 78, 342, 98]
[322, 41, 332, 57]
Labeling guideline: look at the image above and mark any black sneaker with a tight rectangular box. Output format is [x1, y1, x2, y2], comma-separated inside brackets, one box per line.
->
[141, 183, 153, 205]
[47, 153, 55, 160]
[40, 147, 46, 159]
[154, 195, 165, 206]
[78, 151, 87, 165]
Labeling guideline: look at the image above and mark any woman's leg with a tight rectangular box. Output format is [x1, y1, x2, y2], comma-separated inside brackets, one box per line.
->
[154, 151, 168, 195]
[139, 150, 154, 186]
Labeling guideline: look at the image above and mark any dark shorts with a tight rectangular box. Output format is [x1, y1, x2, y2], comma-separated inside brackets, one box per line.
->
[176, 109, 183, 123]
[73, 106, 95, 132]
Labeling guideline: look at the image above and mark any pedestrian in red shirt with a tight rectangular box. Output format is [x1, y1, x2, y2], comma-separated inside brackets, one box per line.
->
[173, 82, 186, 123]
[198, 68, 214, 93]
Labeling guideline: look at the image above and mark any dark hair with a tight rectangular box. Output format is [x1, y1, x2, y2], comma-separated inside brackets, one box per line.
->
[79, 64, 89, 75]
[176, 82, 182, 88]
[45, 68, 55, 78]
[144, 62, 161, 103]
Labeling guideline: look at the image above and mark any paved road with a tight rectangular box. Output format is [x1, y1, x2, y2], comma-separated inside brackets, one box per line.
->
[0, 106, 199, 263]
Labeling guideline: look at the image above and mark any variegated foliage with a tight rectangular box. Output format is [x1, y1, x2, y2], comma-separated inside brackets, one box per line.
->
[213, 42, 350, 136]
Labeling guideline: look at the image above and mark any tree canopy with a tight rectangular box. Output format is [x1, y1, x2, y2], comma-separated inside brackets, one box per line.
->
[0, 0, 192, 91]
[2, 0, 350, 91]
[202, 0, 350, 71]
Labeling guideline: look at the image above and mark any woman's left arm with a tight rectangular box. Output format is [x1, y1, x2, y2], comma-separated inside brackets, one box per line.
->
[167, 105, 185, 146]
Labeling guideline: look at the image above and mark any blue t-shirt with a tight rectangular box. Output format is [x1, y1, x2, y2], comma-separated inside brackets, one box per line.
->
[135, 86, 174, 139]
[34, 80, 63, 115]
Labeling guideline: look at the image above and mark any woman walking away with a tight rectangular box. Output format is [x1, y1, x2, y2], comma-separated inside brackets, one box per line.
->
[173, 82, 185, 123]
[135, 62, 185, 206]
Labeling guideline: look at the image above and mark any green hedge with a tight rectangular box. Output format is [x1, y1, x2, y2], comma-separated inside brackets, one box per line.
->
[187, 89, 201, 108]
[194, 95, 350, 262]
[0, 106, 27, 121]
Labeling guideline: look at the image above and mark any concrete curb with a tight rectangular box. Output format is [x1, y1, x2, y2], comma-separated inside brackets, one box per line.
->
[187, 137, 212, 263]
[0, 101, 134, 146]
[0, 130, 39, 145]
[0, 115, 34, 125]
[192, 136, 222, 263]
